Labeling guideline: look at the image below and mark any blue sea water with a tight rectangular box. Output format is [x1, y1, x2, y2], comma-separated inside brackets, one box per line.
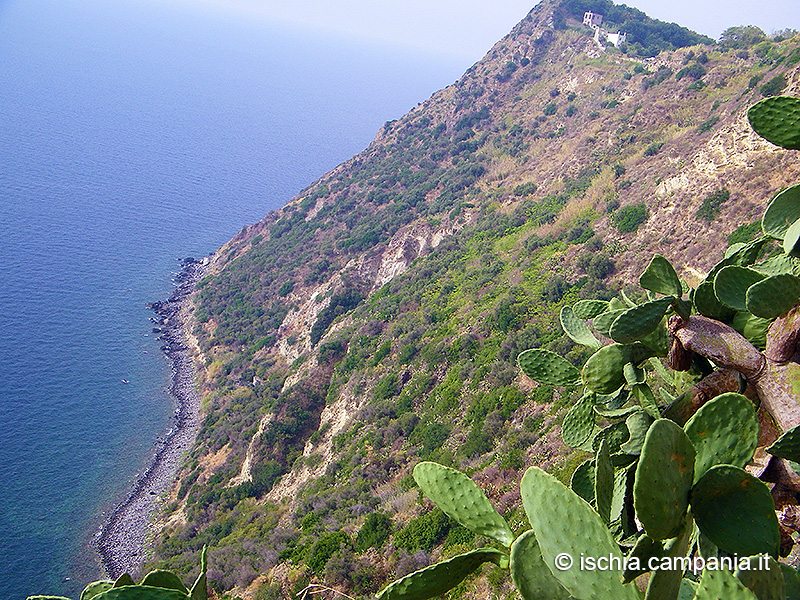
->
[0, 1, 468, 597]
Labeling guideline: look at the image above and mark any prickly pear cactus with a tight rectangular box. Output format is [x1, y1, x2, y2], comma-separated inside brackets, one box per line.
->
[560, 305, 601, 349]
[413, 462, 515, 547]
[691, 465, 780, 558]
[560, 393, 597, 447]
[633, 419, 695, 540]
[139, 572, 188, 593]
[735, 555, 785, 600]
[762, 184, 800, 239]
[609, 297, 673, 344]
[639, 254, 683, 298]
[766, 423, 800, 463]
[747, 95, 800, 150]
[693, 568, 758, 600]
[509, 531, 570, 600]
[376, 549, 507, 600]
[745, 273, 800, 318]
[683, 392, 758, 482]
[80, 581, 114, 600]
[31, 548, 208, 600]
[518, 348, 581, 386]
[520, 467, 640, 600]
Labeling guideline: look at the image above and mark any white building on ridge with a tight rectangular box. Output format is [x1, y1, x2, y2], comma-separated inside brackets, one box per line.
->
[583, 11, 627, 48]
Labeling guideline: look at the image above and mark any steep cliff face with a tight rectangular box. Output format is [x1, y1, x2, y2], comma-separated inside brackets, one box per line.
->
[146, 1, 800, 596]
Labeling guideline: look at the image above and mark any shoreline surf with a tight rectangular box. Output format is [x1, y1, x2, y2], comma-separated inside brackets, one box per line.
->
[96, 257, 206, 578]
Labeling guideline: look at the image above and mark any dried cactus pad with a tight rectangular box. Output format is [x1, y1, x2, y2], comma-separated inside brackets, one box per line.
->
[748, 95, 800, 150]
[413, 462, 514, 547]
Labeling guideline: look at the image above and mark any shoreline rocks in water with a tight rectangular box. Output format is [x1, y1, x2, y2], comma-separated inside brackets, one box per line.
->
[96, 256, 206, 578]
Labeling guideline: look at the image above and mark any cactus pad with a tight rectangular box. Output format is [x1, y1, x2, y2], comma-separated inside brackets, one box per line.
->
[735, 555, 785, 600]
[780, 563, 800, 600]
[561, 305, 601, 349]
[623, 534, 662, 583]
[713, 266, 765, 312]
[684, 392, 758, 482]
[745, 273, 800, 319]
[755, 253, 800, 277]
[376, 548, 507, 600]
[561, 394, 597, 448]
[633, 419, 695, 540]
[138, 572, 188, 593]
[571, 459, 595, 503]
[582, 344, 629, 394]
[113, 576, 135, 588]
[520, 467, 640, 600]
[643, 527, 691, 600]
[518, 348, 581, 386]
[765, 424, 800, 463]
[81, 581, 114, 600]
[189, 546, 207, 600]
[413, 462, 514, 547]
[693, 280, 736, 320]
[573, 299, 609, 319]
[762, 184, 800, 239]
[784, 217, 800, 257]
[86, 588, 191, 600]
[747, 95, 800, 150]
[592, 309, 627, 337]
[691, 465, 780, 558]
[731, 311, 771, 350]
[609, 298, 672, 344]
[694, 568, 758, 600]
[591, 420, 630, 455]
[620, 411, 654, 455]
[639, 254, 682, 297]
[594, 439, 614, 523]
[509, 531, 570, 600]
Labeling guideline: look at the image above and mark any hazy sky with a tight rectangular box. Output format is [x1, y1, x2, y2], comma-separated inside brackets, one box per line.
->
[187, 0, 799, 62]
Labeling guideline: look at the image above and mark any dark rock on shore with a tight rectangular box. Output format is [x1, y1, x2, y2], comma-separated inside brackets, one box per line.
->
[97, 257, 207, 578]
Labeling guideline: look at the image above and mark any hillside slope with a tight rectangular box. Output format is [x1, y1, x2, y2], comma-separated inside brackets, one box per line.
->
[145, 1, 800, 597]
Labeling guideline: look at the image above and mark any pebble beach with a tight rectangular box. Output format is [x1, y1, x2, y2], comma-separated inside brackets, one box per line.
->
[96, 258, 206, 578]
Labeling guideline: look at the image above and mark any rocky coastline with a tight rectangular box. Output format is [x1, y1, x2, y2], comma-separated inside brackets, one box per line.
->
[96, 257, 206, 578]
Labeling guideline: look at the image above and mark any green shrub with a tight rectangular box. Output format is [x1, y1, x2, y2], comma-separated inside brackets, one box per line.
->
[356, 512, 393, 551]
[394, 509, 451, 551]
[513, 182, 538, 196]
[611, 203, 648, 233]
[696, 188, 730, 222]
[761, 74, 787, 97]
[307, 531, 351, 573]
[643, 142, 664, 157]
